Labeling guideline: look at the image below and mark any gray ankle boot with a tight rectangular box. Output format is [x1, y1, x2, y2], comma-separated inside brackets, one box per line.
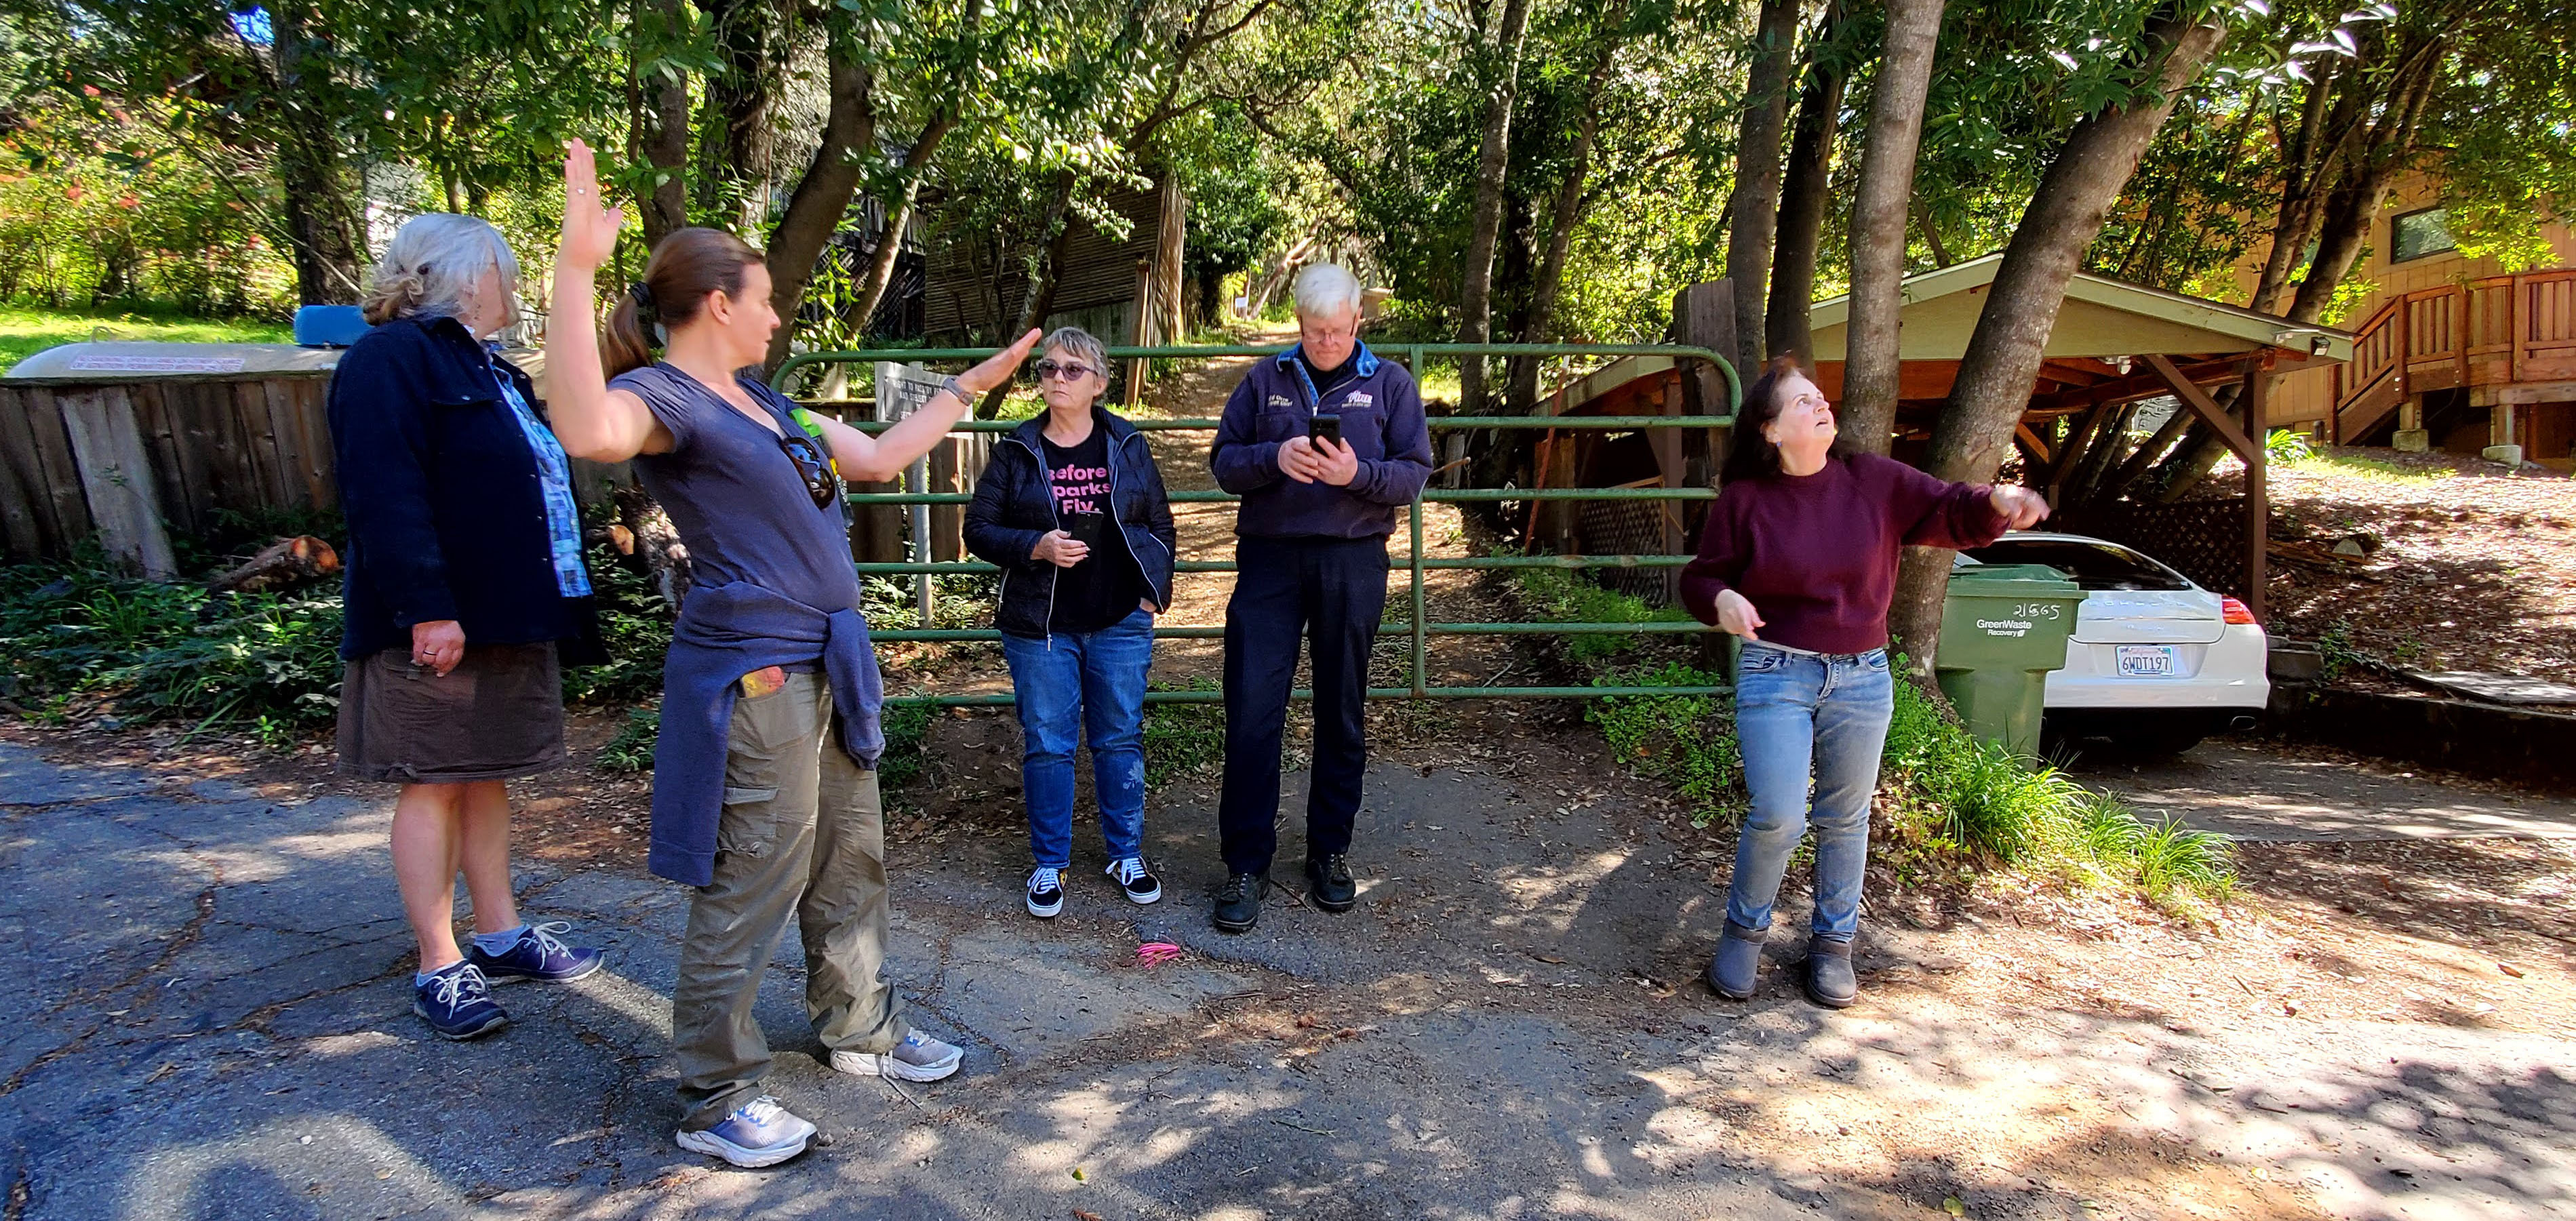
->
[1707, 922, 1765, 1000]
[1803, 936, 1856, 1008]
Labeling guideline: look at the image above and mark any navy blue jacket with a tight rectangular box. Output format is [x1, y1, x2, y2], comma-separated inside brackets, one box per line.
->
[326, 314, 600, 662]
[963, 407, 1176, 639]
[650, 580, 881, 886]
[1208, 341, 1433, 539]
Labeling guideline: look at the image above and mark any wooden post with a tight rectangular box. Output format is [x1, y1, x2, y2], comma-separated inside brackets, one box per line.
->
[56, 388, 177, 579]
[1670, 281, 1737, 494]
[1124, 257, 1153, 406]
[2244, 364, 2270, 624]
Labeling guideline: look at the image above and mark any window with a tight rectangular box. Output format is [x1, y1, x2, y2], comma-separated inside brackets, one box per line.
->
[2392, 206, 2455, 263]
[1960, 539, 2193, 591]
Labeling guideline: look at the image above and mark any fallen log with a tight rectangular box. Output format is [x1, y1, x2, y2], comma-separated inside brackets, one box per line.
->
[210, 536, 341, 595]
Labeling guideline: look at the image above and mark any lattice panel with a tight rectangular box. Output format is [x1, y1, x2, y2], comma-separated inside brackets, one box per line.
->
[2052, 496, 2258, 602]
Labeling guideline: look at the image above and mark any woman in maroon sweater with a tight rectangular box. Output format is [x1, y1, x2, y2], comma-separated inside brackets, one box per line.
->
[1681, 357, 2047, 1007]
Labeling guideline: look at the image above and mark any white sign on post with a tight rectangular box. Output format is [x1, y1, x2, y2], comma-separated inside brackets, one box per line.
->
[876, 362, 947, 627]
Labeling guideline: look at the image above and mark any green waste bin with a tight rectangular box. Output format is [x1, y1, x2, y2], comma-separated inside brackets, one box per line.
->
[1935, 564, 2085, 759]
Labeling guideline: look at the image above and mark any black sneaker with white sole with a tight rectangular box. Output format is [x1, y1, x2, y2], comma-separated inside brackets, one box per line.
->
[1027, 866, 1065, 918]
[1106, 857, 1162, 904]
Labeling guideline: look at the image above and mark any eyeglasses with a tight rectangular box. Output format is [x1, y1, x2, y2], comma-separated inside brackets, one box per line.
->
[1033, 359, 1098, 382]
[776, 432, 838, 511]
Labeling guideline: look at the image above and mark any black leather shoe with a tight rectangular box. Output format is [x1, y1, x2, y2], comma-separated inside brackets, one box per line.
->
[1305, 854, 1356, 913]
[1213, 872, 1266, 934]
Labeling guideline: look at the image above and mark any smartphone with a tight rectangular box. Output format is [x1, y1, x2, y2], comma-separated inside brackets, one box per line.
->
[1307, 413, 1342, 447]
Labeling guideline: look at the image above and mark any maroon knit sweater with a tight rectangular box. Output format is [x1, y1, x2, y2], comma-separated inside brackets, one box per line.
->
[1679, 452, 2010, 655]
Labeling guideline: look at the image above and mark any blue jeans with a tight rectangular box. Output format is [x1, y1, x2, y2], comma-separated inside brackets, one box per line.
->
[1727, 642, 1895, 943]
[1001, 609, 1155, 869]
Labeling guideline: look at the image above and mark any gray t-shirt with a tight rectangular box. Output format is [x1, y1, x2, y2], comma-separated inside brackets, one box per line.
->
[615, 364, 863, 614]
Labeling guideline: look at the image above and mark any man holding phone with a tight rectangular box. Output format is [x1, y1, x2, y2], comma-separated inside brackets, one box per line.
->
[1206, 263, 1433, 933]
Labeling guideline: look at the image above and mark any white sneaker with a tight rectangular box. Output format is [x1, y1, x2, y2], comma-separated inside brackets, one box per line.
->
[1105, 856, 1162, 905]
[1027, 866, 1065, 918]
[831, 1031, 964, 1083]
[674, 1095, 815, 1168]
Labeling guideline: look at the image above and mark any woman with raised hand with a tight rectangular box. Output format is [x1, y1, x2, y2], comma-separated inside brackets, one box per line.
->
[544, 139, 1041, 1170]
[329, 213, 607, 1045]
[1680, 356, 2048, 1010]
[963, 326, 1176, 921]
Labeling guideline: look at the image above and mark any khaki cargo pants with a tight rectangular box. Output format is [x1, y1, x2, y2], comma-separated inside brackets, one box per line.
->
[674, 670, 909, 1129]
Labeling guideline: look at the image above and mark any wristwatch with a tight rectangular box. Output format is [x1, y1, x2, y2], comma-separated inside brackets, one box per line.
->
[940, 375, 971, 405]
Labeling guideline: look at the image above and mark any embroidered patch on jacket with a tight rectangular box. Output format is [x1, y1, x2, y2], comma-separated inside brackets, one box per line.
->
[1342, 393, 1373, 409]
[1267, 394, 1294, 409]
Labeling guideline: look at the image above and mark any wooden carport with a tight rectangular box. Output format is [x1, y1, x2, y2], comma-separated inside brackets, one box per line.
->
[1802, 256, 2355, 622]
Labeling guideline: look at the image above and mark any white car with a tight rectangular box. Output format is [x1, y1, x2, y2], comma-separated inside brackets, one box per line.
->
[1954, 532, 2270, 753]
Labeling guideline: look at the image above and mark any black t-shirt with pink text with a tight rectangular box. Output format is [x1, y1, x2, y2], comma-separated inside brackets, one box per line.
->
[1041, 428, 1145, 633]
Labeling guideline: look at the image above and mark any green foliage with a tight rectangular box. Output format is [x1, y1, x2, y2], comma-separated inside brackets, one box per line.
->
[875, 697, 936, 793]
[0, 554, 343, 732]
[1588, 662, 1741, 826]
[598, 705, 660, 774]
[2265, 428, 2316, 463]
[1508, 559, 1691, 664]
[2314, 620, 2363, 683]
[1141, 679, 1226, 788]
[1881, 676, 2234, 899]
[558, 521, 677, 706]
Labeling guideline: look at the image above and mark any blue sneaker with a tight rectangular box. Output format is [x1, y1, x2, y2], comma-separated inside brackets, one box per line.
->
[413, 962, 509, 1040]
[467, 921, 603, 984]
[676, 1096, 816, 1168]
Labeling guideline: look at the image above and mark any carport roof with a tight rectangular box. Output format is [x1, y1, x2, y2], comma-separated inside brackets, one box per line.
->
[1805, 254, 2354, 363]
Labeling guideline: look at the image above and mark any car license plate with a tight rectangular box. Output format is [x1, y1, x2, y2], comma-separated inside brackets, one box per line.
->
[2116, 645, 2179, 677]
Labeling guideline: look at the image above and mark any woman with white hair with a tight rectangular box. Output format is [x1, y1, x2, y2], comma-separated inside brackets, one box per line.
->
[329, 212, 606, 1043]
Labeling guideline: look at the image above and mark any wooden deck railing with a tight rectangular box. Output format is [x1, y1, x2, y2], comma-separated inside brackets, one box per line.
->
[2335, 268, 2576, 441]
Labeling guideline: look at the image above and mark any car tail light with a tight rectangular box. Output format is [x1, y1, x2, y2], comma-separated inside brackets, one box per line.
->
[2221, 597, 2257, 625]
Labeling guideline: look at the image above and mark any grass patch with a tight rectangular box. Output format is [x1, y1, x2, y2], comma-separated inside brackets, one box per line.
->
[2278, 450, 2447, 487]
[0, 304, 293, 374]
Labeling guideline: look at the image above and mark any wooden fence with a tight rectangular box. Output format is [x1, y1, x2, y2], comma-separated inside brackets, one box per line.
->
[0, 374, 336, 576]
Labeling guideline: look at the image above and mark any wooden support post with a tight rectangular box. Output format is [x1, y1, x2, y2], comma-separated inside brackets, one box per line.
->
[1124, 258, 1153, 406]
[2244, 365, 2270, 624]
[2143, 354, 2259, 463]
[1669, 281, 1736, 495]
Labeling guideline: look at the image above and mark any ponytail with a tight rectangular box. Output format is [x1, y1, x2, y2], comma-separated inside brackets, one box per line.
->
[598, 225, 765, 380]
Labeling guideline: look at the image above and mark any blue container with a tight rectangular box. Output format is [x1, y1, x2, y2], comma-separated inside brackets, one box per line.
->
[294, 304, 371, 347]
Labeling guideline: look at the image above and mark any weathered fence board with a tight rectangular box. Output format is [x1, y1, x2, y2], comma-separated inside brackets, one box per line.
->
[56, 387, 178, 578]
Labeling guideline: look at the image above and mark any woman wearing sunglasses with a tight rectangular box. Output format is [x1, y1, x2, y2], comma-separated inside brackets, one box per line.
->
[964, 328, 1176, 920]
[541, 140, 1041, 1169]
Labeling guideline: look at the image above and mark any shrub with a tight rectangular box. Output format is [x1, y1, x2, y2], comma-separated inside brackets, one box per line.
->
[1588, 662, 1741, 826]
[875, 696, 936, 793]
[598, 705, 660, 773]
[1509, 559, 1692, 665]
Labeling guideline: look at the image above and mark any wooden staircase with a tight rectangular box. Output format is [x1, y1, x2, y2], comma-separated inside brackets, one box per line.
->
[2333, 268, 2576, 442]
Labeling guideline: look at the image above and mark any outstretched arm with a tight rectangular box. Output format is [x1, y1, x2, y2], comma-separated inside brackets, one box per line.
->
[806, 330, 1042, 483]
[544, 139, 670, 462]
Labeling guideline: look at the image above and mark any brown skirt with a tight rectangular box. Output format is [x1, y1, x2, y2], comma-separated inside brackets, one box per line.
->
[336, 641, 567, 783]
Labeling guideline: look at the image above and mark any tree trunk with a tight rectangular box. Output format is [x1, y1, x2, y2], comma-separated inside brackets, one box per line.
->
[696, 0, 785, 235]
[759, 56, 877, 374]
[1884, 12, 2230, 673]
[629, 0, 695, 248]
[1504, 18, 1621, 414]
[1726, 0, 1802, 374]
[2246, 62, 2342, 315]
[839, 113, 956, 351]
[268, 0, 362, 305]
[2284, 37, 2437, 323]
[1455, 0, 1535, 417]
[1839, 0, 1944, 456]
[2098, 394, 2198, 501]
[1764, 3, 1847, 365]
[2152, 382, 2244, 502]
[980, 174, 1081, 417]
